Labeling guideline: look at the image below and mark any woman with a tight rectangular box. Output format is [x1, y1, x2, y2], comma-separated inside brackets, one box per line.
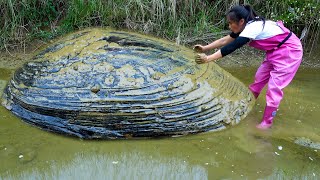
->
[194, 5, 303, 129]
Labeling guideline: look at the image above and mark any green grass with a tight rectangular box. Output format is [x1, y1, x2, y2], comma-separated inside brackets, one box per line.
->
[1, 0, 319, 52]
[251, 0, 320, 53]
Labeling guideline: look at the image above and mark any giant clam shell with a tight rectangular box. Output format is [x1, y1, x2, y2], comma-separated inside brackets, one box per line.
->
[2, 28, 254, 139]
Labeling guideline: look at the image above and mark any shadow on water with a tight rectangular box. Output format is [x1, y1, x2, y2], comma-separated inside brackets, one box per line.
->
[1, 66, 320, 179]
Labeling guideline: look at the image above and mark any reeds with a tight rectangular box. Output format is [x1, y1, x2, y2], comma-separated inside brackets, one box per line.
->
[253, 0, 320, 55]
[1, 0, 319, 53]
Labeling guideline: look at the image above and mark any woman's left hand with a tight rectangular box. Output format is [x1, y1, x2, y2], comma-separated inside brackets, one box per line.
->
[195, 53, 209, 64]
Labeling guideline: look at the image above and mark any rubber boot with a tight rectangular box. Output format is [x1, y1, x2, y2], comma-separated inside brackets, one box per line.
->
[249, 87, 259, 99]
[251, 91, 259, 99]
[256, 106, 278, 129]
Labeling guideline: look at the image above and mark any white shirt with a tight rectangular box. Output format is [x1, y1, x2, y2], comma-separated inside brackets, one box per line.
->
[239, 20, 284, 40]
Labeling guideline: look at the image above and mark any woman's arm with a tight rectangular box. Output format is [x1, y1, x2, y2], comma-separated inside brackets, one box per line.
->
[195, 36, 250, 64]
[205, 35, 236, 50]
[194, 35, 236, 52]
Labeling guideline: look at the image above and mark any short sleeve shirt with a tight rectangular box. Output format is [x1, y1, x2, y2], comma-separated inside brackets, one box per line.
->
[239, 20, 284, 40]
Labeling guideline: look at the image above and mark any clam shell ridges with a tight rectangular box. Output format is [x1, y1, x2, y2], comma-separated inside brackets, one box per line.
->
[2, 28, 255, 139]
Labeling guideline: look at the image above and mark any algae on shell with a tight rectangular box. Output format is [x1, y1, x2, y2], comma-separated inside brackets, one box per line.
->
[2, 28, 255, 139]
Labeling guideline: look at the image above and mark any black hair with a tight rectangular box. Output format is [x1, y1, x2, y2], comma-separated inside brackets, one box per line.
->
[227, 5, 265, 26]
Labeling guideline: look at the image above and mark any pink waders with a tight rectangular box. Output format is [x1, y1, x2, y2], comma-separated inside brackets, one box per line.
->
[248, 21, 303, 129]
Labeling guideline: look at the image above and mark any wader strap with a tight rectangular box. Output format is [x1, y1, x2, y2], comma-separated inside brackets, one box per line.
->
[277, 31, 292, 48]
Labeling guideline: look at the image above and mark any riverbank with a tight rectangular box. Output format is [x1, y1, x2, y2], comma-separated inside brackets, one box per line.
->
[1, 40, 320, 70]
[2, 0, 320, 55]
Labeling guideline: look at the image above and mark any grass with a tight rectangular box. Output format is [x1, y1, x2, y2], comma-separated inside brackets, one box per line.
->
[0, 0, 320, 54]
[251, 0, 320, 55]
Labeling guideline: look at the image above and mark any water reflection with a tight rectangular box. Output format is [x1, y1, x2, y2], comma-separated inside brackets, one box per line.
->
[1, 67, 320, 179]
[2, 152, 208, 180]
[264, 168, 318, 180]
[0, 106, 277, 180]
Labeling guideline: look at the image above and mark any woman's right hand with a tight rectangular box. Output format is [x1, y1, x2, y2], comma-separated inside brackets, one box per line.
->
[193, 45, 206, 53]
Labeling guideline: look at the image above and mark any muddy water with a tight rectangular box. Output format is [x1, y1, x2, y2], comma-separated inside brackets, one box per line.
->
[0, 65, 320, 179]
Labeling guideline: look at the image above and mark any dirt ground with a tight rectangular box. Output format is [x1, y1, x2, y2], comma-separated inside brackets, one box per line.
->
[0, 41, 319, 70]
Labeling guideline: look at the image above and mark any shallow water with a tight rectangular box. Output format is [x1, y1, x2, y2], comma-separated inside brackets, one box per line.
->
[0, 66, 320, 179]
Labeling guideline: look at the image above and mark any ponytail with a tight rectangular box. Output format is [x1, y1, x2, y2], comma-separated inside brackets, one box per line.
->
[243, 5, 264, 23]
[227, 5, 265, 26]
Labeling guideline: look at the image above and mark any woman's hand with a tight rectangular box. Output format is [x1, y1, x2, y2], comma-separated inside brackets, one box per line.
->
[195, 53, 209, 64]
[193, 45, 206, 53]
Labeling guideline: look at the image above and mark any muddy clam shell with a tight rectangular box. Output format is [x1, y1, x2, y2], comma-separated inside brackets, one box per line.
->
[2, 28, 254, 139]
